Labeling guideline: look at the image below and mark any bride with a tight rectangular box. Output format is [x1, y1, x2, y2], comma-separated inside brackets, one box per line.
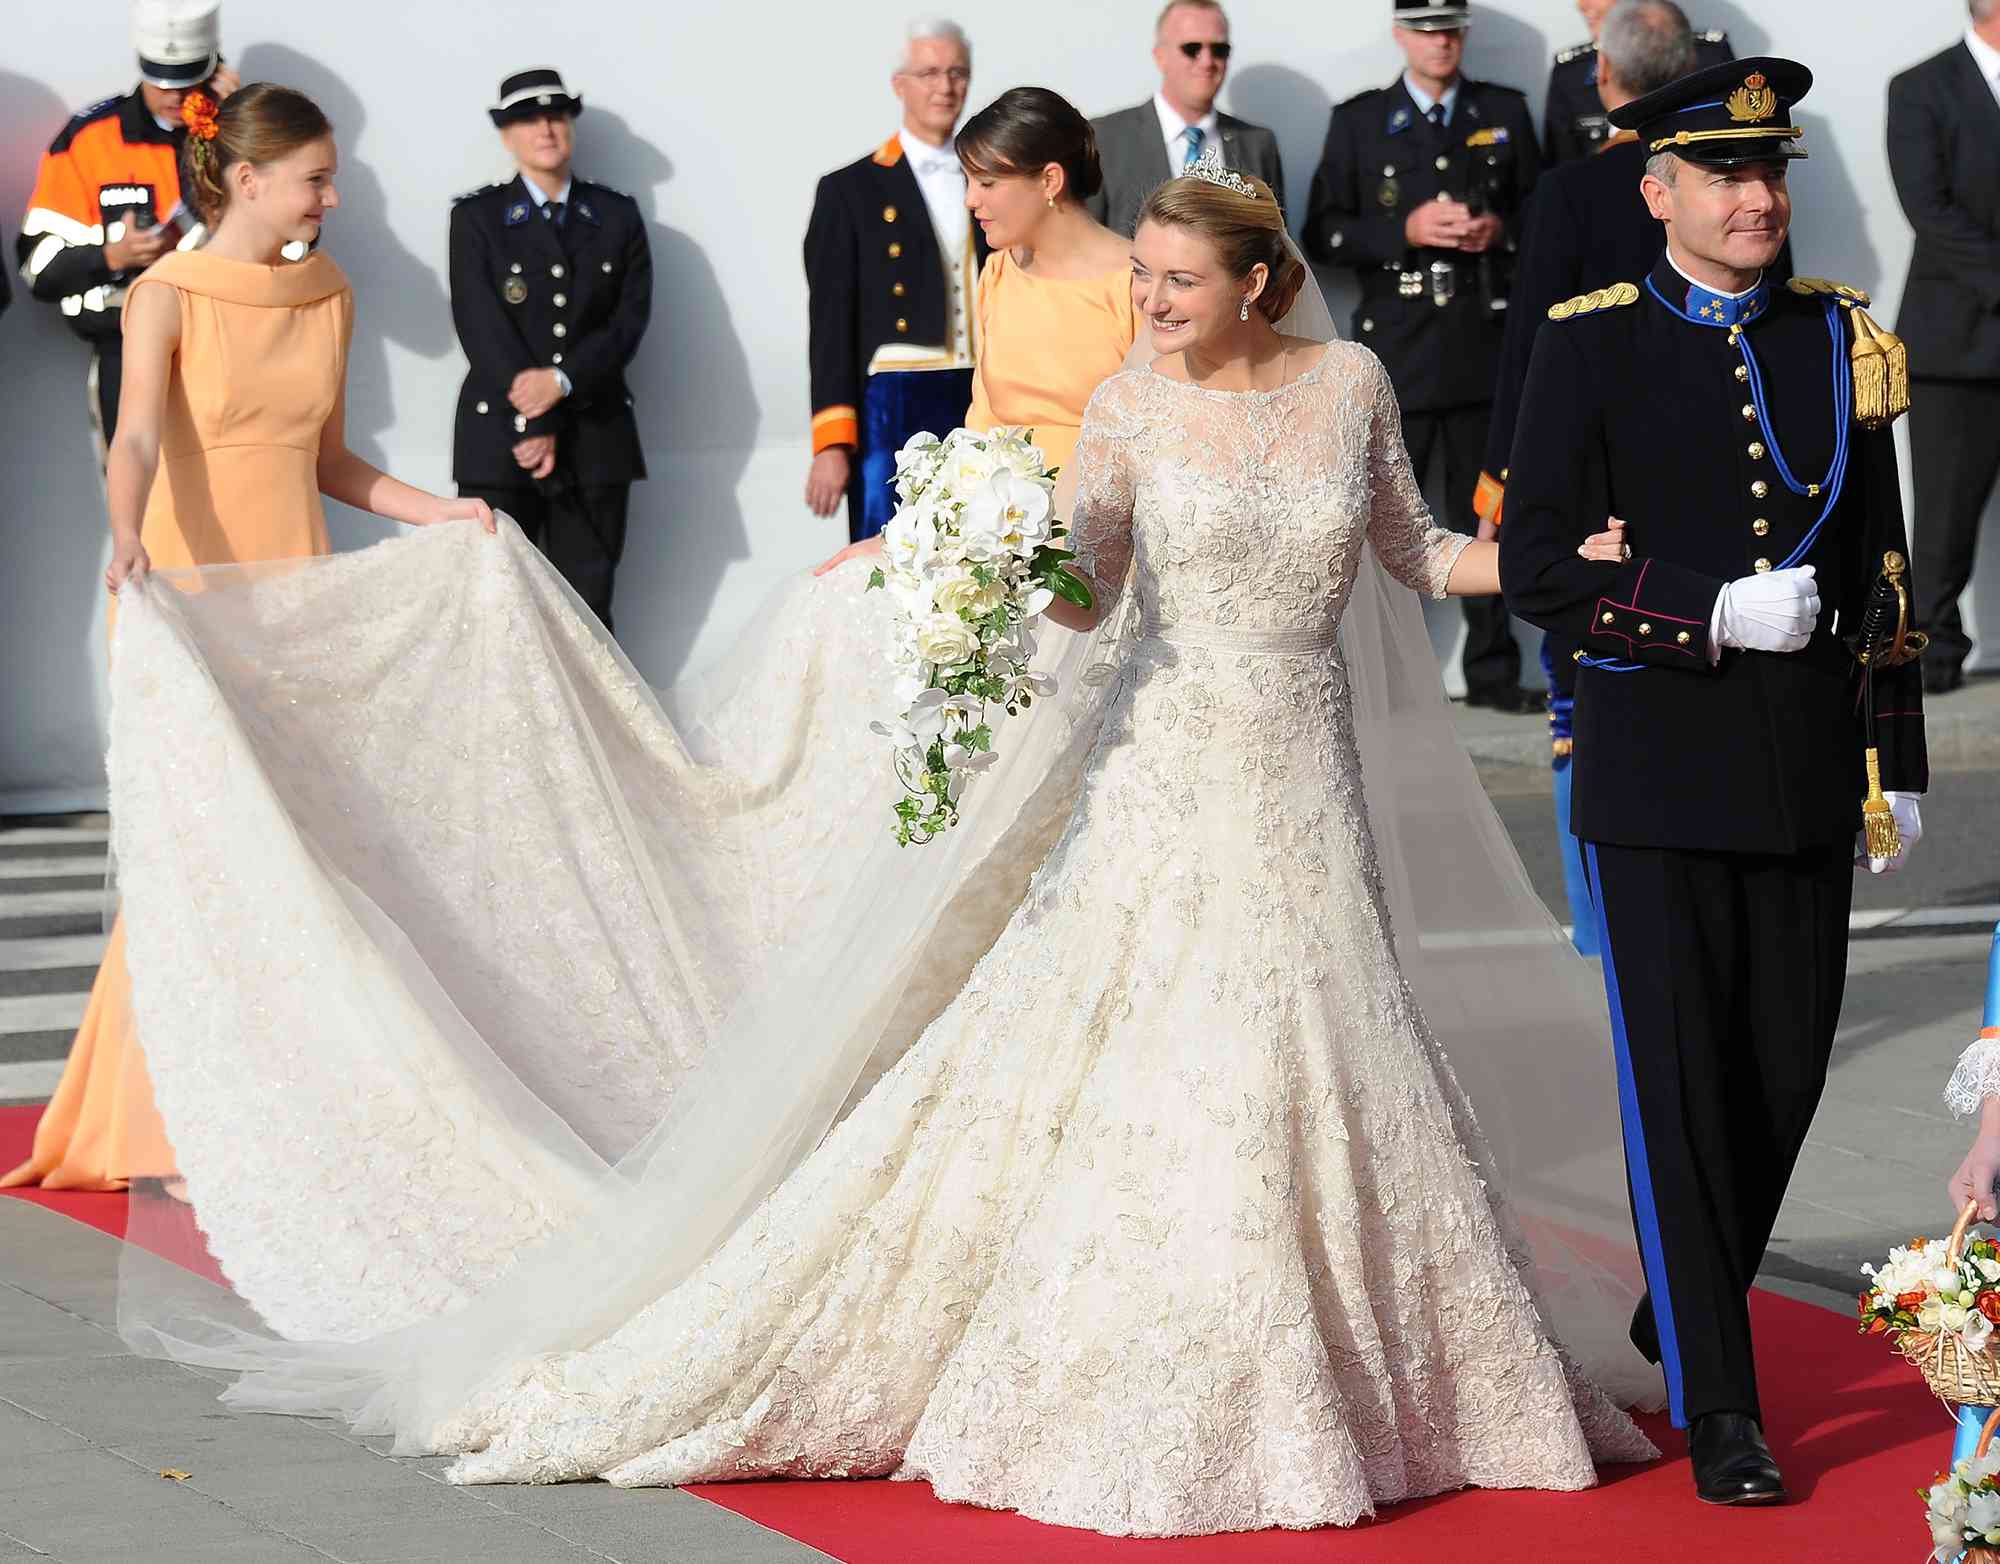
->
[108, 159, 1652, 1537]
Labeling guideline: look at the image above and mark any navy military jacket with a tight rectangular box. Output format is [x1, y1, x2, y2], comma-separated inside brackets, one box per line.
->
[1500, 253, 1928, 853]
[449, 174, 651, 488]
[1542, 30, 1732, 165]
[804, 136, 990, 455]
[1304, 77, 1540, 412]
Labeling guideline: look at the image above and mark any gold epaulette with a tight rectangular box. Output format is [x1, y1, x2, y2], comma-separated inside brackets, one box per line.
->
[1548, 282, 1639, 321]
[1788, 279, 1908, 429]
[1787, 276, 1871, 306]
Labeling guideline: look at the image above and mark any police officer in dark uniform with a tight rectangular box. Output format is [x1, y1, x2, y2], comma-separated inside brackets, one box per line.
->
[1477, 0, 1700, 951]
[451, 68, 651, 632]
[1500, 58, 1928, 1506]
[1305, 0, 1541, 711]
[1542, 0, 1731, 165]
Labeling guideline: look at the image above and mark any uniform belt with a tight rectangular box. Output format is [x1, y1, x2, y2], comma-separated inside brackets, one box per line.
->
[1141, 616, 1340, 655]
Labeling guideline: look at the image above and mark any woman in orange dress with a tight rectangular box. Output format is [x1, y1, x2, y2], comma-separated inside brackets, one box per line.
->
[3, 83, 493, 1191]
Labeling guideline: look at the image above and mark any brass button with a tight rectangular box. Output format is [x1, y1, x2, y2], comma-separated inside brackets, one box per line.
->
[1748, 441, 1766, 459]
[892, 281, 906, 297]
[1741, 404, 1757, 422]
[1638, 621, 1653, 636]
[883, 204, 898, 222]
[1600, 611, 1615, 625]
[895, 317, 908, 333]
[887, 242, 903, 259]
[1677, 630, 1691, 645]
[552, 292, 567, 307]
[553, 323, 567, 338]
[1734, 364, 1748, 382]
[1752, 518, 1770, 536]
[1754, 557, 1773, 572]
[550, 264, 565, 278]
[1434, 154, 1449, 171]
[1751, 480, 1770, 498]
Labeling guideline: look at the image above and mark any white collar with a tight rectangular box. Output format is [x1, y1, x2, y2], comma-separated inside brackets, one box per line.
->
[1153, 91, 1219, 148]
[1667, 248, 1762, 300]
[1965, 26, 2000, 86]
[899, 125, 961, 173]
[1401, 72, 1461, 121]
[520, 171, 574, 208]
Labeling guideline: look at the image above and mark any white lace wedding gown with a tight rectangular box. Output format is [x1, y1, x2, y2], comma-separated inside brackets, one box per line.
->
[310, 344, 1644, 1533]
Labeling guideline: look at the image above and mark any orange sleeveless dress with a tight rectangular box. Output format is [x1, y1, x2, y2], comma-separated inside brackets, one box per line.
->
[3, 249, 352, 1190]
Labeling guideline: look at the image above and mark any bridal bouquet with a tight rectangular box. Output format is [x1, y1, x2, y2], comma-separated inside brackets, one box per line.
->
[1859, 1212, 2000, 1405]
[866, 426, 1093, 845]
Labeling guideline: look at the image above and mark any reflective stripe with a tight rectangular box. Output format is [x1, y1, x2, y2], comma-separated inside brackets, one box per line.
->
[60, 285, 117, 317]
[1584, 843, 1688, 1426]
[21, 205, 102, 247]
[25, 233, 67, 280]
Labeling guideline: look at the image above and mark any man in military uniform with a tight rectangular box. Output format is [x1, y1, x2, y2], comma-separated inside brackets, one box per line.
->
[1500, 58, 1928, 1506]
[804, 20, 987, 542]
[1476, 0, 1699, 950]
[1542, 0, 1731, 165]
[1305, 0, 1541, 712]
[17, 0, 236, 454]
[451, 68, 651, 632]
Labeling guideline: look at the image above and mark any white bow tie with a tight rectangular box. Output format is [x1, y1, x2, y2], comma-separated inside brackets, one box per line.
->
[913, 157, 960, 179]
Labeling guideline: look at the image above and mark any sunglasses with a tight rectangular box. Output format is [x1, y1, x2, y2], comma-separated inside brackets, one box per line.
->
[1177, 41, 1233, 60]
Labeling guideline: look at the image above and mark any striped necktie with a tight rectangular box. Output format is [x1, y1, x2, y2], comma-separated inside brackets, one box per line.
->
[1182, 125, 1205, 170]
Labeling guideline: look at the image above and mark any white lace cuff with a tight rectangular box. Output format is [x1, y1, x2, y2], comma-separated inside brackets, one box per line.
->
[1944, 1036, 2000, 1118]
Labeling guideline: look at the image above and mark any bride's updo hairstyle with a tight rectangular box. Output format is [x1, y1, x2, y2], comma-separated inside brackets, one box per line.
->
[182, 83, 333, 227]
[1136, 173, 1307, 325]
[955, 86, 1103, 203]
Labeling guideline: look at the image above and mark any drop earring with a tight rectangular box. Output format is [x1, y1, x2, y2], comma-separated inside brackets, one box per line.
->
[1239, 298, 1251, 322]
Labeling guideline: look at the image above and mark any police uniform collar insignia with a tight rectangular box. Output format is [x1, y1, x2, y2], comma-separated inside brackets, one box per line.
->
[1388, 104, 1413, 134]
[574, 200, 597, 225]
[1678, 277, 1769, 328]
[505, 201, 530, 226]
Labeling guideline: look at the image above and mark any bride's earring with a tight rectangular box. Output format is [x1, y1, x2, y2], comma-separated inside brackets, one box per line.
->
[1239, 297, 1251, 322]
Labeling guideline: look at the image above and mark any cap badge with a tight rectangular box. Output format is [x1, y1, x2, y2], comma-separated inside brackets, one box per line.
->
[1727, 72, 1776, 123]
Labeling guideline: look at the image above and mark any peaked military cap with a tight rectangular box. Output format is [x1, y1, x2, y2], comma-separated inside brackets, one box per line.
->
[1609, 55, 1811, 167]
[488, 68, 583, 127]
[1394, 0, 1469, 31]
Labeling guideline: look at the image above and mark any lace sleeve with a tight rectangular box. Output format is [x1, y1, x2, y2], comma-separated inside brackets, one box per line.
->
[1360, 348, 1470, 600]
[1946, 1036, 2000, 1117]
[1067, 375, 1140, 608]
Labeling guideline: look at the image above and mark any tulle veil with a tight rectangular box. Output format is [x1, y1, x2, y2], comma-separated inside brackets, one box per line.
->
[104, 239, 1659, 1449]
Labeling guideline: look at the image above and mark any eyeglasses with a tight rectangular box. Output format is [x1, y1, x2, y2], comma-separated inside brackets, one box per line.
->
[1178, 41, 1233, 60]
[902, 67, 972, 85]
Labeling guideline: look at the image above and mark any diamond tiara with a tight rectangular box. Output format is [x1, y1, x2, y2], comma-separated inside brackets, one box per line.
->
[1183, 141, 1261, 199]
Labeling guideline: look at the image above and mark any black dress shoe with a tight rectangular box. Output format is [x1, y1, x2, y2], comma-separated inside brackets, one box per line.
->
[1463, 685, 1542, 715]
[1689, 1412, 1788, 1506]
[1923, 662, 1965, 696]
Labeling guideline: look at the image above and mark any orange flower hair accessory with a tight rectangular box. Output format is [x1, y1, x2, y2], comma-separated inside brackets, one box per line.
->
[182, 90, 220, 141]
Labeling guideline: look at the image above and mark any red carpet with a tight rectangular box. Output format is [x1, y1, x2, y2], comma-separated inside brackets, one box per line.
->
[0, 1103, 226, 1287]
[1, 1106, 1946, 1560]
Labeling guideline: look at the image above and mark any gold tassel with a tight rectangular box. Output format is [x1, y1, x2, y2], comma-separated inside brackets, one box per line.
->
[1848, 307, 1911, 430]
[1861, 747, 1902, 859]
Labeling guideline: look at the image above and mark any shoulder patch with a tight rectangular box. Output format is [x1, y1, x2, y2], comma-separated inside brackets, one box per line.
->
[1555, 40, 1597, 64]
[1548, 281, 1640, 321]
[1787, 276, 1872, 306]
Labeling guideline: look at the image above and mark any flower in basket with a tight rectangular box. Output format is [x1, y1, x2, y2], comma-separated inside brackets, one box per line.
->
[1922, 1441, 2000, 1562]
[1859, 1231, 2000, 1356]
[866, 426, 1092, 846]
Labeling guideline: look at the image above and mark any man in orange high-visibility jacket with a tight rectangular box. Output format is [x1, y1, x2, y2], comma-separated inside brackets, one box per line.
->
[16, 1, 235, 452]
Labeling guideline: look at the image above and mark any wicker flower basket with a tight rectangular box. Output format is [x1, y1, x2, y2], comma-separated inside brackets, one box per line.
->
[1897, 1201, 2000, 1406]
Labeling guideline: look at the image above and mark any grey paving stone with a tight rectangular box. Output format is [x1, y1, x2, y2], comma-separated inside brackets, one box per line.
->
[0, 1399, 90, 1458]
[481, 1483, 837, 1563]
[297, 1514, 626, 1563]
[0, 1202, 123, 1332]
[0, 1285, 125, 1365]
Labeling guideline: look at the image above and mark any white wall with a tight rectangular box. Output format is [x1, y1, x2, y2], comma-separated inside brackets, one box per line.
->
[3, 0, 1993, 808]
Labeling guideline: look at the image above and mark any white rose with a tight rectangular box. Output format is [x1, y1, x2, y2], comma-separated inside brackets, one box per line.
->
[1945, 1304, 1971, 1333]
[943, 437, 998, 492]
[934, 569, 1006, 618]
[914, 613, 981, 666]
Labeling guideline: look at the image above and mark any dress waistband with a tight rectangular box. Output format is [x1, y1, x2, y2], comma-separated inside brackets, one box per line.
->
[1140, 616, 1341, 656]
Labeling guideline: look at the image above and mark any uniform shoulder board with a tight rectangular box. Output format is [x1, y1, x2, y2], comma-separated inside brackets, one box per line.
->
[1554, 40, 1597, 65]
[580, 179, 636, 206]
[452, 181, 508, 205]
[1786, 276, 1872, 306]
[1697, 28, 1728, 42]
[1548, 281, 1640, 321]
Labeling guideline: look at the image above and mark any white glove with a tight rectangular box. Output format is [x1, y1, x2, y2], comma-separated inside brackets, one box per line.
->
[1711, 565, 1820, 657]
[1856, 790, 1922, 874]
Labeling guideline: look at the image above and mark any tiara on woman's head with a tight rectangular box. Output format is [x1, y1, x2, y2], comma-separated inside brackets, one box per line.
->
[1183, 141, 1260, 199]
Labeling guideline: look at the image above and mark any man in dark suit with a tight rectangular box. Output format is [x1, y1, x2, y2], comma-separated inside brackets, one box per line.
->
[1887, 1, 2000, 694]
[1305, 0, 1541, 711]
[1476, 0, 1698, 949]
[1542, 0, 1730, 164]
[451, 68, 652, 633]
[1086, 0, 1284, 238]
[805, 21, 987, 542]
[1501, 58, 1927, 1506]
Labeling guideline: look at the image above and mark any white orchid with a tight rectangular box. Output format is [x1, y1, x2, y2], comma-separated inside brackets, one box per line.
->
[882, 507, 938, 576]
[963, 470, 1055, 560]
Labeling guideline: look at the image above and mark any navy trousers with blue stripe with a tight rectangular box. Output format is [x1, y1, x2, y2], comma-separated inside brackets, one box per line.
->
[1584, 839, 1852, 1427]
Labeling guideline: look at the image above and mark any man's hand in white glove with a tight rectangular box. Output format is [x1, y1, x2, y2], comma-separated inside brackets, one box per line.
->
[1855, 791, 1923, 874]
[1711, 565, 1820, 658]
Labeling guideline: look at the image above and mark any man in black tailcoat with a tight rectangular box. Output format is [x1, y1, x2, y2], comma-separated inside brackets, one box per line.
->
[451, 68, 651, 632]
[1886, 2, 2000, 693]
[1501, 58, 1928, 1507]
[1305, 0, 1541, 712]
